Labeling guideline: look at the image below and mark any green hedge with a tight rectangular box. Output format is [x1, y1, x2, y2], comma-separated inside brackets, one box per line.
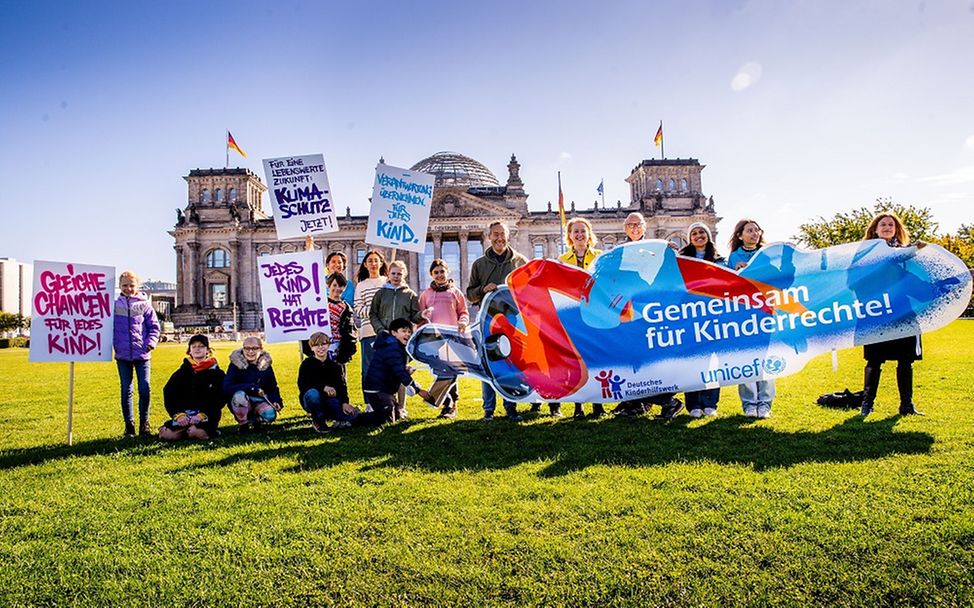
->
[0, 337, 29, 348]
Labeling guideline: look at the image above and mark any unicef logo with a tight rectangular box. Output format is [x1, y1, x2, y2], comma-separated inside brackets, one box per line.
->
[763, 356, 786, 375]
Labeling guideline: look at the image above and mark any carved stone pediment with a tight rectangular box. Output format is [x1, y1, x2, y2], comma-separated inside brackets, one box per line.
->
[430, 191, 516, 219]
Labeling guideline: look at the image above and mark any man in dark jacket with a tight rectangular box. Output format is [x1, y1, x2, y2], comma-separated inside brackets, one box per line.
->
[359, 318, 431, 426]
[466, 222, 529, 422]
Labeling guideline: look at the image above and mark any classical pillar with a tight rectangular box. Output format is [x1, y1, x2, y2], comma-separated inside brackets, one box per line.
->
[251, 243, 261, 306]
[228, 240, 239, 305]
[174, 245, 184, 307]
[186, 242, 199, 307]
[458, 230, 470, 292]
[408, 252, 420, 292]
[432, 233, 443, 260]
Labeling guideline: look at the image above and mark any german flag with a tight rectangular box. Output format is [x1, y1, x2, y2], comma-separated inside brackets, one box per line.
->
[227, 131, 247, 158]
[653, 122, 663, 148]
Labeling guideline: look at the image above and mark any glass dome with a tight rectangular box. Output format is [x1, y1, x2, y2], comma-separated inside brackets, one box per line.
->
[410, 151, 500, 188]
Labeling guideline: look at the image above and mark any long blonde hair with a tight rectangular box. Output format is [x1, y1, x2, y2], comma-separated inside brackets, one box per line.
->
[564, 217, 598, 251]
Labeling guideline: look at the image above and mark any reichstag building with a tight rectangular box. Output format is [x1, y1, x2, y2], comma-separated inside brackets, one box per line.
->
[170, 151, 720, 330]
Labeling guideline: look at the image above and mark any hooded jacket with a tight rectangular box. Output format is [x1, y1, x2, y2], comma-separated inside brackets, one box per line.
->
[369, 283, 422, 333]
[113, 292, 161, 361]
[223, 349, 282, 406]
[363, 330, 416, 395]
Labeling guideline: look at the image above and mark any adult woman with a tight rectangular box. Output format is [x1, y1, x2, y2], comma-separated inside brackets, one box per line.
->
[556, 218, 603, 418]
[679, 223, 724, 418]
[418, 258, 470, 419]
[859, 212, 924, 417]
[353, 250, 388, 404]
[160, 334, 225, 440]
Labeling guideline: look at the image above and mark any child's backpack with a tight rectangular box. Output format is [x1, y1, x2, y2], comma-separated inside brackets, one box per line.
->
[816, 388, 864, 409]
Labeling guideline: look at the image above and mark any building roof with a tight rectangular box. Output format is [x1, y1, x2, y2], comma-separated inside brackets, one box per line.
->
[410, 151, 501, 188]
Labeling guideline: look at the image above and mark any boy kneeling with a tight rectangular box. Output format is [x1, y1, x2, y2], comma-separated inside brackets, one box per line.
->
[359, 318, 431, 425]
[298, 331, 359, 433]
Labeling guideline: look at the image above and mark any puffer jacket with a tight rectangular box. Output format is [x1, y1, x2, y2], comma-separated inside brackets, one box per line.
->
[362, 330, 416, 395]
[223, 349, 282, 406]
[163, 358, 226, 434]
[113, 293, 160, 361]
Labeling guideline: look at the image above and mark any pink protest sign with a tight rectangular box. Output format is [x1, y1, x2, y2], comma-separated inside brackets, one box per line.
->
[29, 261, 115, 362]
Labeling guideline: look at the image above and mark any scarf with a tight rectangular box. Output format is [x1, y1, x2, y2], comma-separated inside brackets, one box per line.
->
[189, 356, 218, 373]
[429, 279, 454, 292]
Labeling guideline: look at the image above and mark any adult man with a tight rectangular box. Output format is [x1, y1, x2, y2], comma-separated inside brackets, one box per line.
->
[467, 221, 529, 422]
[615, 212, 684, 420]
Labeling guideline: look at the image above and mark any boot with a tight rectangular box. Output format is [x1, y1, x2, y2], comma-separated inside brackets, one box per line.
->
[590, 403, 606, 418]
[529, 403, 542, 413]
[573, 403, 585, 419]
[123, 421, 136, 438]
[859, 364, 881, 417]
[896, 363, 924, 416]
[549, 403, 563, 417]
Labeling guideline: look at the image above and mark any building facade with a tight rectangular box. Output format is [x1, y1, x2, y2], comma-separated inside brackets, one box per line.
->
[170, 152, 720, 330]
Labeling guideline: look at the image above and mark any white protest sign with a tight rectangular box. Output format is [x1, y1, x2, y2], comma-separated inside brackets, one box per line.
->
[366, 164, 435, 253]
[29, 261, 115, 362]
[257, 250, 330, 343]
[263, 153, 339, 240]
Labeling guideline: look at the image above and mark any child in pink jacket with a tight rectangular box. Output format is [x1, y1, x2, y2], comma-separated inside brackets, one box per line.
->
[417, 258, 470, 419]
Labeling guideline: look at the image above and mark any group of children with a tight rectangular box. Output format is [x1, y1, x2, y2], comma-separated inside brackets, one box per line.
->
[114, 211, 924, 439]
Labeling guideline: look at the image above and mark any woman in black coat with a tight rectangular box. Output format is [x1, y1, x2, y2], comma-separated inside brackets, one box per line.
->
[160, 334, 225, 440]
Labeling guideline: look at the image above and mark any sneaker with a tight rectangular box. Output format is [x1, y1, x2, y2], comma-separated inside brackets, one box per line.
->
[332, 420, 352, 429]
[483, 413, 494, 422]
[529, 403, 542, 413]
[506, 413, 524, 422]
[657, 399, 684, 420]
[756, 405, 771, 419]
[703, 408, 718, 417]
[123, 422, 136, 438]
[311, 418, 330, 434]
[439, 406, 457, 419]
[688, 409, 703, 418]
[743, 406, 758, 418]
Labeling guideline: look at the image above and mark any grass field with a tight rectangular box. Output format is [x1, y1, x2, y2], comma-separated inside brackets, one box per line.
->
[1, 321, 973, 607]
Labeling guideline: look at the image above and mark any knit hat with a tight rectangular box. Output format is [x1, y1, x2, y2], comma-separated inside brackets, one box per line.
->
[686, 222, 712, 243]
[188, 334, 209, 348]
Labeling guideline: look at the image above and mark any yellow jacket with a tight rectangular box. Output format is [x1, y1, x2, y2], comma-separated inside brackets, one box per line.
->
[559, 247, 601, 270]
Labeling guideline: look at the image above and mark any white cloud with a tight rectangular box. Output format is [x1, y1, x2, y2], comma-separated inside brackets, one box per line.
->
[731, 62, 763, 92]
[917, 165, 974, 186]
[892, 172, 910, 182]
[964, 134, 974, 150]
[559, 151, 573, 161]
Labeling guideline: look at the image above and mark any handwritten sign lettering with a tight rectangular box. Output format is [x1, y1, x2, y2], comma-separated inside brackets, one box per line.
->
[30, 261, 115, 362]
[257, 251, 330, 343]
[366, 164, 435, 253]
[262, 154, 339, 240]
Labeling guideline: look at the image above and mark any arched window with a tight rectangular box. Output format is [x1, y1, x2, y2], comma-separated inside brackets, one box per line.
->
[200, 189, 210, 203]
[206, 249, 230, 268]
[229, 188, 237, 202]
[655, 178, 663, 191]
[533, 243, 545, 259]
[215, 188, 223, 202]
[680, 178, 688, 192]
[667, 179, 676, 192]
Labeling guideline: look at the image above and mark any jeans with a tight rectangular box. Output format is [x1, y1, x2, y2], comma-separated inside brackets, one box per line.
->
[229, 391, 277, 424]
[302, 389, 357, 424]
[481, 382, 517, 416]
[117, 359, 151, 425]
[739, 380, 775, 410]
[360, 336, 376, 403]
[685, 388, 720, 411]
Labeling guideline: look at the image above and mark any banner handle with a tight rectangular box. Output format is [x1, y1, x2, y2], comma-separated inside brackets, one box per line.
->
[831, 348, 838, 372]
[67, 361, 75, 446]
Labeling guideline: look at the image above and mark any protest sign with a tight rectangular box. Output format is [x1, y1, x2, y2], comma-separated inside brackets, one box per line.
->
[29, 261, 114, 363]
[408, 240, 972, 403]
[263, 154, 338, 240]
[365, 164, 435, 253]
[257, 251, 330, 343]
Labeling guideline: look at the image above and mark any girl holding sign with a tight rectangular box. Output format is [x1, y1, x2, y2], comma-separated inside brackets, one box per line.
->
[113, 270, 161, 437]
[354, 250, 388, 405]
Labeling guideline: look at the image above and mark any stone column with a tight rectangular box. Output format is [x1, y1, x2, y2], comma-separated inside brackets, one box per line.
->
[186, 242, 199, 307]
[408, 252, 420, 292]
[228, 241, 239, 305]
[174, 245, 184, 307]
[432, 233, 442, 260]
[458, 230, 470, 292]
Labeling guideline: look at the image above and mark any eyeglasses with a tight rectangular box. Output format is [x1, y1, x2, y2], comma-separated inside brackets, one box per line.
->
[243, 346, 261, 351]
[625, 222, 644, 228]
[311, 340, 331, 347]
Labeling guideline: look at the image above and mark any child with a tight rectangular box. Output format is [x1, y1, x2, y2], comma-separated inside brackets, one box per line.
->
[160, 334, 225, 441]
[326, 272, 358, 374]
[353, 250, 388, 405]
[224, 337, 283, 429]
[679, 223, 724, 417]
[359, 318, 431, 426]
[113, 270, 161, 438]
[298, 332, 359, 433]
[726, 219, 775, 418]
[418, 258, 470, 419]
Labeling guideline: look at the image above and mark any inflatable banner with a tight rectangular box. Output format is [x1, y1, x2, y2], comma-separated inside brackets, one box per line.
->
[408, 240, 971, 403]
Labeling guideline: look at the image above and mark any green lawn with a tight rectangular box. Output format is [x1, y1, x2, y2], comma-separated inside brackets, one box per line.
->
[1, 322, 973, 607]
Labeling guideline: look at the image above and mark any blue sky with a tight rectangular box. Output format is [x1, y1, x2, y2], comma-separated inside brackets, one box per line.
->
[2, 0, 972, 282]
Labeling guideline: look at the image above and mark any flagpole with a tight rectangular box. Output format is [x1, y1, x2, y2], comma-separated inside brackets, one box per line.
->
[558, 171, 566, 256]
[660, 121, 664, 160]
[600, 177, 605, 208]
[225, 129, 229, 169]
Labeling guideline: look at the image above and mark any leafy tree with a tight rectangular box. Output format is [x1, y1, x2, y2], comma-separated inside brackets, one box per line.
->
[794, 198, 939, 248]
[0, 312, 27, 333]
[957, 223, 973, 243]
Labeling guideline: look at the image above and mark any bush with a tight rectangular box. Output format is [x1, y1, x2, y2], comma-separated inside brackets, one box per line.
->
[0, 337, 29, 348]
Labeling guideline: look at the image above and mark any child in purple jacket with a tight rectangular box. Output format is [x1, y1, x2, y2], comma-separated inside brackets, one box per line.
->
[113, 270, 161, 438]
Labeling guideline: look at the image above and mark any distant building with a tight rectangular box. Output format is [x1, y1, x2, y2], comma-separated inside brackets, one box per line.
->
[142, 280, 177, 322]
[170, 152, 720, 330]
[0, 258, 32, 336]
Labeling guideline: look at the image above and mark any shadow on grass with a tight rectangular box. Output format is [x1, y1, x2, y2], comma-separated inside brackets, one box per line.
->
[1, 412, 930, 476]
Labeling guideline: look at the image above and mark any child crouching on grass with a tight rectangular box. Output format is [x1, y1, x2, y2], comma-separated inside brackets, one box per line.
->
[298, 331, 359, 433]
[224, 336, 283, 430]
[160, 334, 225, 441]
[358, 318, 431, 426]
